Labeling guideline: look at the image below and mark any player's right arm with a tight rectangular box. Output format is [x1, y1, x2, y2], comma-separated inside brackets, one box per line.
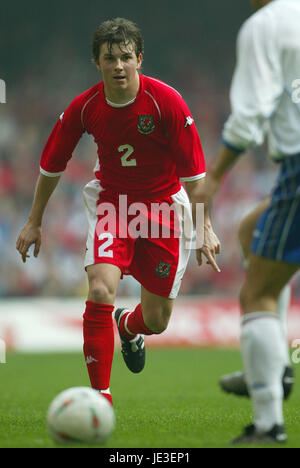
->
[16, 174, 61, 262]
[16, 93, 85, 263]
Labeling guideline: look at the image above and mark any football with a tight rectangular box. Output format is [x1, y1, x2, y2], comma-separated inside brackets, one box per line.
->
[46, 387, 115, 445]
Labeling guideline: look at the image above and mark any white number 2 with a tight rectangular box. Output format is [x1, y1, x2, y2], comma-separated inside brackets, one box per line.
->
[118, 144, 136, 166]
[98, 233, 113, 258]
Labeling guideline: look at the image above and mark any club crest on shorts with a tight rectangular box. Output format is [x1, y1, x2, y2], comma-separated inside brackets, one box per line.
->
[138, 115, 155, 134]
[155, 261, 171, 278]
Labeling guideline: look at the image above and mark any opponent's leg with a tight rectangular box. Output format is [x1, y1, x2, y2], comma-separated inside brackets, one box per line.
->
[83, 263, 121, 405]
[239, 198, 292, 337]
[220, 199, 293, 399]
[238, 198, 270, 263]
[232, 254, 298, 444]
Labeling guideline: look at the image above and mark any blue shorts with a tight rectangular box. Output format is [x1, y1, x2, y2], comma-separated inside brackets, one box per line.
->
[251, 153, 300, 264]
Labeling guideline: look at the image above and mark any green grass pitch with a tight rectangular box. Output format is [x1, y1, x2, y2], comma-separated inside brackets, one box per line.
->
[0, 348, 299, 448]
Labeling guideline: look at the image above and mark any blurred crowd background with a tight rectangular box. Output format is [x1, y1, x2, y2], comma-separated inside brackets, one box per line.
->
[1, 0, 299, 299]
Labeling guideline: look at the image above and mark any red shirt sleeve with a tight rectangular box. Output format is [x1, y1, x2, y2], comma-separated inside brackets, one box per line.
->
[40, 96, 84, 175]
[162, 89, 206, 180]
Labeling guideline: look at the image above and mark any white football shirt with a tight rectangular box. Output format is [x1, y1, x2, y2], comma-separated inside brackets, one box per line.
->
[223, 0, 300, 160]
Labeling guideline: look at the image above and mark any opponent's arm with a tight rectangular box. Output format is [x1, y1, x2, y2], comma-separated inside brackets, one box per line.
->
[185, 177, 221, 273]
[206, 14, 281, 207]
[205, 145, 242, 209]
[16, 173, 61, 262]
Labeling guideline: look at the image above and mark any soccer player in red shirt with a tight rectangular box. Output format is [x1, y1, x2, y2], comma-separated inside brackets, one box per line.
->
[16, 18, 220, 405]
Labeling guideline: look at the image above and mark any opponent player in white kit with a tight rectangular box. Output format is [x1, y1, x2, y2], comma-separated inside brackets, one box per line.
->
[203, 0, 300, 444]
[16, 18, 220, 406]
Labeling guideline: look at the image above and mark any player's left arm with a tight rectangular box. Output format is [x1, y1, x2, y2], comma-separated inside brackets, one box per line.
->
[185, 177, 221, 273]
[163, 91, 221, 271]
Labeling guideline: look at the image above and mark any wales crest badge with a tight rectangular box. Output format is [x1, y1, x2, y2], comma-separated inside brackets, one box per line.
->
[138, 115, 155, 134]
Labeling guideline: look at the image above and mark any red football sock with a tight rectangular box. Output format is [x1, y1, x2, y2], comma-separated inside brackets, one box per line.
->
[119, 303, 155, 340]
[83, 301, 114, 405]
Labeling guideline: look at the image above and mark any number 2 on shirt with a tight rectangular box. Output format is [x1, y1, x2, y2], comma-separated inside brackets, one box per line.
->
[98, 232, 113, 258]
[118, 144, 136, 166]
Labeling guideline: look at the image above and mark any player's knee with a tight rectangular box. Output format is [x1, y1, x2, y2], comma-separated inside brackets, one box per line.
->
[239, 282, 264, 309]
[147, 320, 168, 334]
[88, 280, 116, 304]
[239, 282, 278, 312]
[239, 284, 251, 310]
[144, 306, 172, 334]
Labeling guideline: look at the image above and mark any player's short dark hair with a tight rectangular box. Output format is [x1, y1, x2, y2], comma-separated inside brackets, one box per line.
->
[92, 18, 144, 64]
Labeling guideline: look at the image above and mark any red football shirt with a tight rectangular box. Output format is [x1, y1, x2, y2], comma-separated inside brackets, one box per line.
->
[40, 75, 206, 201]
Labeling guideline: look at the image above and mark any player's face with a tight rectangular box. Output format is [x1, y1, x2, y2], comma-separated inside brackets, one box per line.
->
[97, 41, 143, 101]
